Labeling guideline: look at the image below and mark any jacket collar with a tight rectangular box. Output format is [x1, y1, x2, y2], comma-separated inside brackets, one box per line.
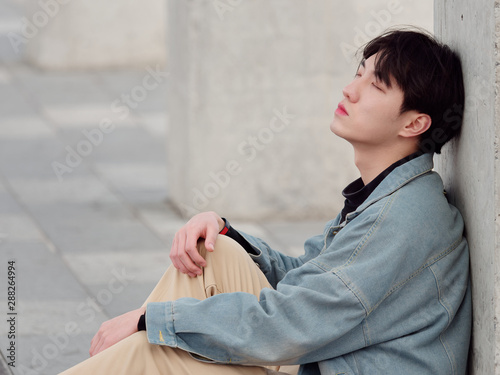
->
[346, 153, 434, 220]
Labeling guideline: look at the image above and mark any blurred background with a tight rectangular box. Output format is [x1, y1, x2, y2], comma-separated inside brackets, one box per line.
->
[0, 1, 432, 373]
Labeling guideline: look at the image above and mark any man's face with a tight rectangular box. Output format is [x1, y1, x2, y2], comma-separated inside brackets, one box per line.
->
[330, 54, 410, 151]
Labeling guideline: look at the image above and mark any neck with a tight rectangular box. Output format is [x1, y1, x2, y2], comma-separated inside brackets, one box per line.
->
[353, 143, 418, 184]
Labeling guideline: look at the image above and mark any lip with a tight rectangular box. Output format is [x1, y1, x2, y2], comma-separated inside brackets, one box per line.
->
[335, 103, 348, 116]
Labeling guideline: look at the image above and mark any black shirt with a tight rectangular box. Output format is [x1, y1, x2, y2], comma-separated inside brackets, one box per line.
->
[340, 152, 422, 222]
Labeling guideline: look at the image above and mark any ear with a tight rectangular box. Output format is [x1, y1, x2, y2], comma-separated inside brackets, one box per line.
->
[399, 112, 432, 138]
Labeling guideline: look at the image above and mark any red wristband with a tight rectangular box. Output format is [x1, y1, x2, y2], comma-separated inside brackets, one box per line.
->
[219, 218, 230, 235]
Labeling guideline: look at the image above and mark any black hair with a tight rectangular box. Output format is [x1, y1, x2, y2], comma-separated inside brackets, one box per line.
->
[361, 28, 465, 154]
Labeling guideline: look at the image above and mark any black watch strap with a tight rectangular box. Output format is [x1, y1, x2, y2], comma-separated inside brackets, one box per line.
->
[219, 218, 230, 235]
[137, 313, 146, 331]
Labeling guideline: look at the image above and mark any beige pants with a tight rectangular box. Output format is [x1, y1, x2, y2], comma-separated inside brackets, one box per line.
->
[60, 235, 294, 375]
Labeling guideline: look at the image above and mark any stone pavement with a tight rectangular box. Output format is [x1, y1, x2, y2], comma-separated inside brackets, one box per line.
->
[0, 1, 331, 374]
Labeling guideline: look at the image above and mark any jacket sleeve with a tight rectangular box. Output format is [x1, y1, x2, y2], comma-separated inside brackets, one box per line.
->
[144, 200, 445, 366]
[144, 218, 375, 366]
[145, 260, 367, 366]
[235, 219, 339, 287]
[236, 230, 319, 288]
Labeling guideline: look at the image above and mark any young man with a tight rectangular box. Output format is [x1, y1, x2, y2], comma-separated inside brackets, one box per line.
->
[61, 29, 471, 374]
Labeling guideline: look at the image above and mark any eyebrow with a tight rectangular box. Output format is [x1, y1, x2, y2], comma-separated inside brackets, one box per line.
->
[357, 57, 392, 88]
[358, 59, 382, 81]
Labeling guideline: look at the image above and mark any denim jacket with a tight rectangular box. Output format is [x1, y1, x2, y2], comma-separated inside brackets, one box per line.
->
[146, 153, 471, 374]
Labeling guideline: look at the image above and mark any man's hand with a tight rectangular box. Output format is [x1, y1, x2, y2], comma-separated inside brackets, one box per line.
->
[170, 212, 224, 277]
[89, 306, 146, 357]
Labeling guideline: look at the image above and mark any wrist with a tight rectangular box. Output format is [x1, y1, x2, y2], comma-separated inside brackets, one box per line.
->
[219, 218, 230, 235]
[217, 216, 225, 232]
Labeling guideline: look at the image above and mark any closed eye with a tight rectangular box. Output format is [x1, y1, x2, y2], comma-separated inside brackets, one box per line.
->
[372, 82, 384, 92]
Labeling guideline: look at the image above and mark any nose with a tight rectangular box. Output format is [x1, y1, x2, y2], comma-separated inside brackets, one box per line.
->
[342, 79, 359, 103]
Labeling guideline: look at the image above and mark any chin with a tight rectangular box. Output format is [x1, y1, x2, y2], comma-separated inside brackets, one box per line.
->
[329, 119, 342, 135]
[330, 123, 351, 144]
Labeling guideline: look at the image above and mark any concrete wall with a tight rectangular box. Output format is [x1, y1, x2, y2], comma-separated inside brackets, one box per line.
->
[16, 0, 166, 69]
[167, 0, 433, 220]
[434, 1, 498, 373]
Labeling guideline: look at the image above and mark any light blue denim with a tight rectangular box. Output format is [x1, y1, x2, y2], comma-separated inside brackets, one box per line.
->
[146, 153, 471, 374]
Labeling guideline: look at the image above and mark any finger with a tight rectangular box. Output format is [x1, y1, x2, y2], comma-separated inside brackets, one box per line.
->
[204, 225, 219, 252]
[179, 248, 203, 276]
[178, 231, 201, 274]
[92, 339, 105, 357]
[91, 340, 102, 357]
[169, 235, 182, 271]
[185, 227, 207, 265]
[173, 232, 191, 274]
[95, 337, 110, 356]
[93, 329, 116, 357]
[184, 235, 206, 270]
[171, 230, 198, 275]
[89, 331, 102, 357]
